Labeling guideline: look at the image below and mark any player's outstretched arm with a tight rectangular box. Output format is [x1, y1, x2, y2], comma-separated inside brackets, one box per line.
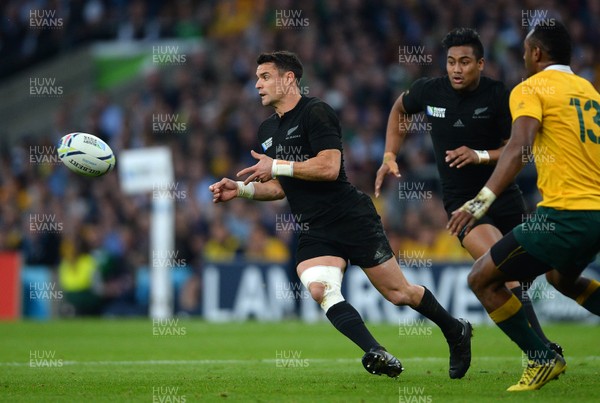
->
[209, 177, 285, 203]
[446, 116, 539, 235]
[237, 149, 342, 183]
[375, 93, 408, 197]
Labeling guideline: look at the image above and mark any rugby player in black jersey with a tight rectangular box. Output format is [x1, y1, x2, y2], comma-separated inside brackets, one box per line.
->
[375, 28, 560, 355]
[210, 51, 472, 379]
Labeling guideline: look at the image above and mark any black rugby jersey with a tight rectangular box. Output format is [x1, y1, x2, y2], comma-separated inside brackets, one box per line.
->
[257, 96, 364, 230]
[402, 76, 517, 206]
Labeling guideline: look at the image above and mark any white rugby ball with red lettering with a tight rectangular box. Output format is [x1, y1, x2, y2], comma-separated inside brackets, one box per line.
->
[57, 132, 116, 177]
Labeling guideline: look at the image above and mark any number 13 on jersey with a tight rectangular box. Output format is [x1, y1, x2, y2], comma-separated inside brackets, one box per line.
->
[570, 97, 600, 143]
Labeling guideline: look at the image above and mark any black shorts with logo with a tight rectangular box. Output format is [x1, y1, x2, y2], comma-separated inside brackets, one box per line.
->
[296, 193, 394, 269]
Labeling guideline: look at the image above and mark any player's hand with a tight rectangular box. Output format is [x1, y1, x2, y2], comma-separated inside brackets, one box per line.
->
[374, 152, 401, 198]
[447, 209, 477, 237]
[237, 150, 274, 185]
[446, 187, 497, 236]
[445, 146, 478, 168]
[209, 178, 238, 203]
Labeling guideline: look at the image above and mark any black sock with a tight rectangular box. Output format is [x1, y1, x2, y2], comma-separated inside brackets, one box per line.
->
[413, 287, 461, 341]
[326, 301, 381, 352]
[511, 283, 550, 345]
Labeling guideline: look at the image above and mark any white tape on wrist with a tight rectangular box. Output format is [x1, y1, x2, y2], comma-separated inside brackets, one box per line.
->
[474, 150, 490, 164]
[271, 159, 294, 179]
[460, 186, 497, 220]
[236, 181, 255, 199]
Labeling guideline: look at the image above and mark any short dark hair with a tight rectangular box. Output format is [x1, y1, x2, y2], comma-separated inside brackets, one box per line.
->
[528, 20, 571, 65]
[442, 28, 484, 60]
[256, 51, 303, 81]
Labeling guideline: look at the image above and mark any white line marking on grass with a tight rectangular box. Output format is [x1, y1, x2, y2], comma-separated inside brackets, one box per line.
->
[2, 356, 600, 367]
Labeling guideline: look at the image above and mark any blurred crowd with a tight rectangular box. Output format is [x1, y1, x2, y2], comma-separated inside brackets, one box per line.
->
[1, 0, 599, 316]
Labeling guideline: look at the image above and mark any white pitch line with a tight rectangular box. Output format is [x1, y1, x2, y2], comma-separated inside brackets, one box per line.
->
[2, 356, 600, 367]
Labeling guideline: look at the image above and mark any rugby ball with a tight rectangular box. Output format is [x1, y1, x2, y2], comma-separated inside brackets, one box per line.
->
[57, 132, 115, 177]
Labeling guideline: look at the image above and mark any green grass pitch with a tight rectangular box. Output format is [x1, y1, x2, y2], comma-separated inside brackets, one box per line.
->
[0, 320, 599, 402]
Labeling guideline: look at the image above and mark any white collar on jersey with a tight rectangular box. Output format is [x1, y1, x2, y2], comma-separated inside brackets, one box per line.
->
[543, 64, 574, 74]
